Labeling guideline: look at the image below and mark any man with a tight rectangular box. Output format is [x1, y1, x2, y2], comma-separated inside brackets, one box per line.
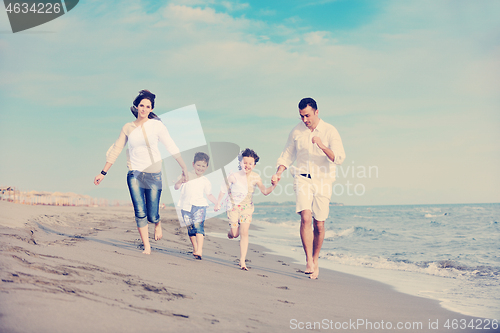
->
[272, 97, 345, 279]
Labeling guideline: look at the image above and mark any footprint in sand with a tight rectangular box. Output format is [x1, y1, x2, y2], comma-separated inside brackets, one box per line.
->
[278, 299, 294, 304]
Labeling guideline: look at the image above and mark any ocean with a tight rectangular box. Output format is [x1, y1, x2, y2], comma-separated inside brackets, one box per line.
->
[214, 203, 500, 319]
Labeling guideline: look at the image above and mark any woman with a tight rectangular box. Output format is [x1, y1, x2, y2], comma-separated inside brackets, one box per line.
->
[94, 90, 188, 254]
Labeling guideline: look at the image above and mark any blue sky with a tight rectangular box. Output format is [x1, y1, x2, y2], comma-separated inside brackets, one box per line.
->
[0, 0, 499, 206]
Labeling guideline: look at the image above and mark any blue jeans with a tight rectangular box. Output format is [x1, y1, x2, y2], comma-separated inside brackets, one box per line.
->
[127, 171, 162, 228]
[182, 205, 206, 236]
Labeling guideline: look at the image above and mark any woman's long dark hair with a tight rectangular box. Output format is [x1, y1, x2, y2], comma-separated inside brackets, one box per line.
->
[130, 89, 160, 120]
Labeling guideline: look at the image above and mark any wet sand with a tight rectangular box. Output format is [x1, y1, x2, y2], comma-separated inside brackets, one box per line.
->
[0, 200, 491, 333]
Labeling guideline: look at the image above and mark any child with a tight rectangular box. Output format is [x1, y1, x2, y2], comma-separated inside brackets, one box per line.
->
[175, 152, 219, 260]
[219, 148, 276, 270]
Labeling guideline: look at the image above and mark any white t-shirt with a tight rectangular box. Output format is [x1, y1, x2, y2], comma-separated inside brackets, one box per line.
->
[177, 171, 212, 212]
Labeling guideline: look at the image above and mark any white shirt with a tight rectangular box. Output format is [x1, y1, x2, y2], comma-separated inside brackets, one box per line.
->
[227, 171, 260, 205]
[277, 119, 345, 181]
[177, 171, 212, 211]
[106, 119, 180, 173]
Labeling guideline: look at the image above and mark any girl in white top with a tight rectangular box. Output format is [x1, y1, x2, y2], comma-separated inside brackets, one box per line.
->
[219, 149, 276, 270]
[94, 90, 188, 254]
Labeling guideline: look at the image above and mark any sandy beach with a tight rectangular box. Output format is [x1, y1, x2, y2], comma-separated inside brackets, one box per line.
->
[0, 200, 494, 333]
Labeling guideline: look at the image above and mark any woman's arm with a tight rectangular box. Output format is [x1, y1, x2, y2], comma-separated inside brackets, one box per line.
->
[173, 154, 189, 182]
[105, 125, 128, 165]
[94, 125, 129, 186]
[94, 162, 113, 185]
[156, 122, 188, 181]
[174, 173, 185, 190]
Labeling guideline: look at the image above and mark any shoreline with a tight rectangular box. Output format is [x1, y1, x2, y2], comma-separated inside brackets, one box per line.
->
[233, 219, 499, 320]
[0, 201, 494, 332]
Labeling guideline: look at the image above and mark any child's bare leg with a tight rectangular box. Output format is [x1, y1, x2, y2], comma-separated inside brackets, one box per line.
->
[228, 225, 240, 239]
[154, 221, 163, 241]
[239, 223, 250, 270]
[138, 225, 151, 254]
[194, 233, 204, 256]
[189, 235, 198, 255]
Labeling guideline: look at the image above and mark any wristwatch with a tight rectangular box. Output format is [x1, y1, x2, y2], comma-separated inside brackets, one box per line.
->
[101, 170, 107, 176]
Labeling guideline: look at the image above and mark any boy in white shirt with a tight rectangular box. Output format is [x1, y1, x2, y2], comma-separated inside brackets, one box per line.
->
[175, 152, 219, 259]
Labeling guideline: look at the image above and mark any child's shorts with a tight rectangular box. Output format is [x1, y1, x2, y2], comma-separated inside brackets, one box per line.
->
[227, 203, 254, 228]
[182, 205, 206, 236]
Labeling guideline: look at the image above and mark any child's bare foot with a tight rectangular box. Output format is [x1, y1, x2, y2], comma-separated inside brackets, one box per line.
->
[154, 222, 163, 241]
[142, 243, 151, 255]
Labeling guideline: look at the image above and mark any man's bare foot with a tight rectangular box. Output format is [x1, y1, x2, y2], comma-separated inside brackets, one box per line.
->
[142, 243, 151, 255]
[304, 262, 314, 274]
[310, 263, 319, 279]
[154, 222, 163, 241]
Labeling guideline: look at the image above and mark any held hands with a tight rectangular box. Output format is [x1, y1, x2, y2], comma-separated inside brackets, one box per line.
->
[181, 168, 189, 183]
[94, 174, 104, 185]
[214, 201, 221, 212]
[271, 173, 281, 186]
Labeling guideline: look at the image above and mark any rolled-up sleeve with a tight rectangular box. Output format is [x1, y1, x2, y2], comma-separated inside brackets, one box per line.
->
[328, 127, 346, 165]
[277, 129, 297, 168]
[106, 125, 128, 164]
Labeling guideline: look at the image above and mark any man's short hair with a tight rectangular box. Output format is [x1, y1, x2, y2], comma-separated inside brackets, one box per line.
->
[193, 152, 210, 165]
[298, 97, 317, 110]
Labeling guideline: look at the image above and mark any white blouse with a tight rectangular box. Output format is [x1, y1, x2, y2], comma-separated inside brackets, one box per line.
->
[106, 119, 180, 173]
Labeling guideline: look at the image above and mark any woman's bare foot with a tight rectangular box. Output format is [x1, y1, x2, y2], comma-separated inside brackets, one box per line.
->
[240, 265, 248, 271]
[154, 222, 163, 241]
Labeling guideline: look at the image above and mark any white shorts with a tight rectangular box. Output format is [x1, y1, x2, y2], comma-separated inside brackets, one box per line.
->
[293, 175, 333, 221]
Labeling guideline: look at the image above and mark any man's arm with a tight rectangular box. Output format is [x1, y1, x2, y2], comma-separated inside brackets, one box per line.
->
[274, 126, 297, 183]
[272, 165, 287, 185]
[326, 126, 346, 165]
[312, 136, 335, 162]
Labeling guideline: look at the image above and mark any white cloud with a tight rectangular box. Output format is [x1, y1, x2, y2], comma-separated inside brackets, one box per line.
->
[220, 1, 249, 11]
[1, 0, 499, 204]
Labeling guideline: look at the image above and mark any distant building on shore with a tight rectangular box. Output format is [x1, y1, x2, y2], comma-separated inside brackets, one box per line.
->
[0, 186, 111, 207]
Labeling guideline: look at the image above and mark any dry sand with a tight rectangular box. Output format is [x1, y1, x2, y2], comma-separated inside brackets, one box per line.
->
[0, 200, 492, 333]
